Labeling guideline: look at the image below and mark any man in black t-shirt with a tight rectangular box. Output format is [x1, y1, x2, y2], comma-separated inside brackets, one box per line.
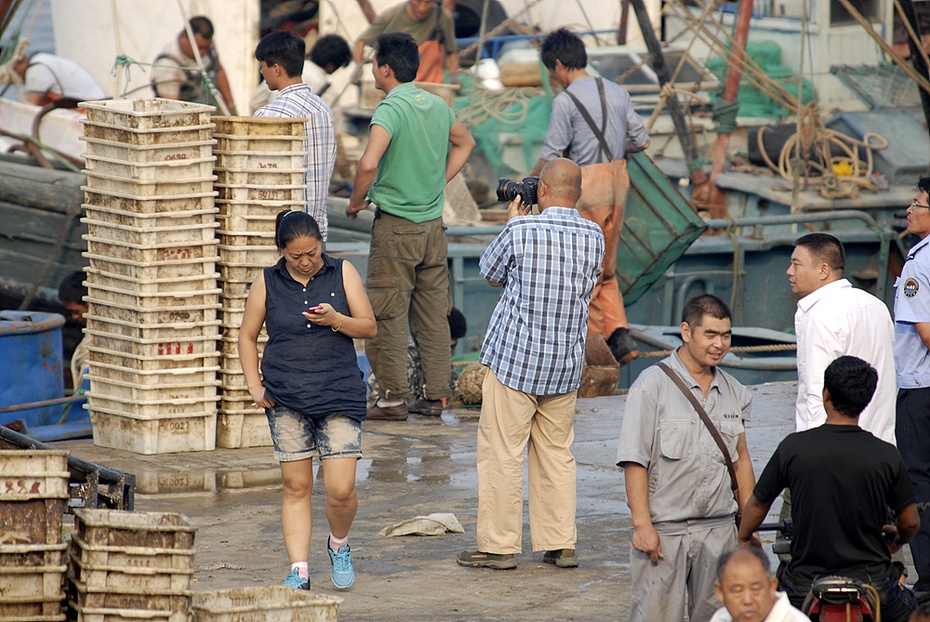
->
[738, 356, 920, 622]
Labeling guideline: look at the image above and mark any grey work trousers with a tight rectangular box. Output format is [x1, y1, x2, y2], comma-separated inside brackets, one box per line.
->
[629, 517, 737, 622]
[365, 210, 452, 401]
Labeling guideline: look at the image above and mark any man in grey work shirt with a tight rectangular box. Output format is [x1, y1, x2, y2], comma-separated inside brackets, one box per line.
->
[529, 28, 650, 367]
[617, 294, 756, 622]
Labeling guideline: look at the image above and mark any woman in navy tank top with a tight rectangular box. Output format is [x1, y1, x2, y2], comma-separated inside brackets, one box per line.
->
[239, 210, 376, 591]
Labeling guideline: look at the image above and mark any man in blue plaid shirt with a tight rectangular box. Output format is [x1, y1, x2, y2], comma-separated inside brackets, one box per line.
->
[458, 158, 605, 570]
[254, 31, 336, 242]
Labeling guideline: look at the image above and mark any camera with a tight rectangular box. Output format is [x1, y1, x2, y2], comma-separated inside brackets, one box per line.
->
[496, 176, 539, 206]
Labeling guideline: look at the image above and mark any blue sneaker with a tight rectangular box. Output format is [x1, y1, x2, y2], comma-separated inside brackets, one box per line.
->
[327, 538, 355, 589]
[283, 568, 310, 590]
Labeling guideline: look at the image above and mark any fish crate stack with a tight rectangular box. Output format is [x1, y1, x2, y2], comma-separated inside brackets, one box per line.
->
[212, 116, 307, 448]
[191, 587, 342, 622]
[80, 99, 221, 455]
[0, 450, 71, 622]
[66, 509, 196, 622]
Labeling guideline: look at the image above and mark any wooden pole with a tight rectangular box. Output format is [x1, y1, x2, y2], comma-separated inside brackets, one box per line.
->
[628, 0, 708, 188]
[898, 0, 930, 148]
[705, 0, 754, 216]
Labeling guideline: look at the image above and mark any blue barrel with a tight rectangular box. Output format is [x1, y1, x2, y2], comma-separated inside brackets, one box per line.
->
[0, 311, 65, 430]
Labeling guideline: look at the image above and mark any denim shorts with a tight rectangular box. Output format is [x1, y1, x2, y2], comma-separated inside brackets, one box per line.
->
[265, 406, 362, 462]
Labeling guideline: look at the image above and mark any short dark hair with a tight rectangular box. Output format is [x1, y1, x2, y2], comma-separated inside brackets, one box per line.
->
[448, 307, 467, 340]
[795, 232, 845, 273]
[823, 355, 877, 418]
[715, 547, 771, 583]
[374, 33, 419, 83]
[188, 16, 214, 40]
[255, 30, 306, 78]
[681, 294, 731, 327]
[311, 34, 351, 70]
[58, 270, 86, 305]
[540, 28, 587, 71]
[918, 176, 930, 196]
[275, 210, 321, 249]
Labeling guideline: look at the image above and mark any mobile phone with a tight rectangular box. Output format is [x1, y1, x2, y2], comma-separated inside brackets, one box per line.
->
[307, 305, 323, 313]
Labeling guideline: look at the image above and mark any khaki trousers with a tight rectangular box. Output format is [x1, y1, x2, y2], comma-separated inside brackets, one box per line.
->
[366, 211, 452, 401]
[476, 368, 578, 554]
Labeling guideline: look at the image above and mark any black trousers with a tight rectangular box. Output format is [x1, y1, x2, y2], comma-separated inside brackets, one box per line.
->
[897, 387, 930, 591]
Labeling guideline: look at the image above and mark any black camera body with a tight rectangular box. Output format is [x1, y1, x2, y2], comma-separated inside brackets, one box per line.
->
[496, 176, 539, 206]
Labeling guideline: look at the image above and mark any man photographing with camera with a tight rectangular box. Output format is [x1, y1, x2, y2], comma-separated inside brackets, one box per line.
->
[457, 158, 605, 570]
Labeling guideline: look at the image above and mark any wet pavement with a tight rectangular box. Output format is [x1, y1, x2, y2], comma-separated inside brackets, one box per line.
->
[51, 381, 801, 621]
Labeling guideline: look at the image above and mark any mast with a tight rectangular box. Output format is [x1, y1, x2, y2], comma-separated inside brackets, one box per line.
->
[628, 0, 708, 189]
[704, 0, 754, 217]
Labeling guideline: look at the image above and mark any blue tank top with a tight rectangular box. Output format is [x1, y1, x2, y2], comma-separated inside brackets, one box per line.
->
[260, 255, 367, 420]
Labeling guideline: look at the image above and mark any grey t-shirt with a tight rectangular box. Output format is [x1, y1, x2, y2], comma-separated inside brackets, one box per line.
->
[540, 77, 650, 165]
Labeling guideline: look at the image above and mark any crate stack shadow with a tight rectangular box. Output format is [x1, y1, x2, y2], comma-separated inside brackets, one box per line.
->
[211, 116, 308, 449]
[79, 99, 221, 455]
[67, 509, 196, 622]
[0, 450, 70, 622]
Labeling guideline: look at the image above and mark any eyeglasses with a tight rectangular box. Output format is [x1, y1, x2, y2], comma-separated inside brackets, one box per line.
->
[911, 200, 930, 209]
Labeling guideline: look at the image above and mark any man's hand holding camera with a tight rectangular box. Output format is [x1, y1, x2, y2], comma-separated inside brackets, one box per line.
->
[508, 196, 531, 220]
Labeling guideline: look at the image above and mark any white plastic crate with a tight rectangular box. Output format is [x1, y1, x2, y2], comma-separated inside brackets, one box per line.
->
[216, 370, 248, 389]
[89, 407, 217, 454]
[84, 282, 221, 311]
[216, 244, 280, 266]
[85, 325, 218, 358]
[216, 411, 271, 448]
[82, 135, 214, 164]
[85, 311, 220, 340]
[190, 587, 341, 622]
[213, 148, 306, 170]
[214, 136, 305, 154]
[218, 263, 263, 283]
[84, 170, 216, 198]
[87, 389, 218, 419]
[83, 98, 213, 129]
[218, 279, 251, 299]
[214, 167, 305, 187]
[68, 601, 179, 622]
[0, 543, 67, 569]
[85, 295, 219, 326]
[217, 231, 276, 248]
[83, 121, 213, 146]
[83, 187, 216, 215]
[83, 203, 217, 230]
[212, 115, 305, 137]
[219, 335, 267, 357]
[69, 554, 193, 593]
[84, 268, 219, 298]
[216, 211, 280, 235]
[84, 154, 215, 182]
[83, 217, 218, 247]
[72, 509, 196, 550]
[68, 580, 190, 614]
[88, 344, 218, 372]
[0, 593, 66, 618]
[88, 375, 218, 404]
[214, 182, 304, 203]
[215, 198, 304, 218]
[87, 361, 219, 388]
[0, 450, 70, 501]
[84, 234, 218, 264]
[84, 253, 216, 282]
[0, 563, 66, 600]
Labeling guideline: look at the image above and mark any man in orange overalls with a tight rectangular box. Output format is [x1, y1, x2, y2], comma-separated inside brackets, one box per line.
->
[529, 28, 650, 364]
[352, 0, 459, 84]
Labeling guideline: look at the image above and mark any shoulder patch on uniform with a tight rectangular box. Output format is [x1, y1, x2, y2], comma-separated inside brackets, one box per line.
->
[905, 278, 920, 298]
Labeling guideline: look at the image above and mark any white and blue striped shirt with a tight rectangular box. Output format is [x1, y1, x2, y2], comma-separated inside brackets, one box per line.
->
[479, 207, 604, 395]
[255, 83, 335, 242]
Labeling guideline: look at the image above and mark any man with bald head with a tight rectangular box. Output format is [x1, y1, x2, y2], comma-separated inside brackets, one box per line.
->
[458, 158, 605, 570]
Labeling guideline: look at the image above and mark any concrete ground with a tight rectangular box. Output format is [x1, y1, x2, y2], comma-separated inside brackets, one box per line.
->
[52, 381, 802, 621]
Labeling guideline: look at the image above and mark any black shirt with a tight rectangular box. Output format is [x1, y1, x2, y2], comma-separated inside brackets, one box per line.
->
[754, 424, 915, 586]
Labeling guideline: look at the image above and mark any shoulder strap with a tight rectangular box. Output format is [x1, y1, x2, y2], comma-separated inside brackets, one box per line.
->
[657, 362, 738, 494]
[562, 78, 614, 163]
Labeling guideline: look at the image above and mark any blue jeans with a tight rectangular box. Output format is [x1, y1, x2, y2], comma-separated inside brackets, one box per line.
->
[265, 406, 362, 462]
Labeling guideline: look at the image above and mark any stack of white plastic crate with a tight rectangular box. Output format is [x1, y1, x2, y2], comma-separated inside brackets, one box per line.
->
[212, 116, 307, 448]
[80, 99, 221, 455]
[67, 509, 195, 622]
[0, 450, 70, 622]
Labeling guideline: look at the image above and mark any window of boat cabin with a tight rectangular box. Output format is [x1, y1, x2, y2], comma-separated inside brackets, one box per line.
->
[830, 0, 881, 25]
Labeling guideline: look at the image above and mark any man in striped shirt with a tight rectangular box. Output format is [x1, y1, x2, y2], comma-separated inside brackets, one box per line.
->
[457, 158, 605, 570]
[254, 31, 336, 242]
